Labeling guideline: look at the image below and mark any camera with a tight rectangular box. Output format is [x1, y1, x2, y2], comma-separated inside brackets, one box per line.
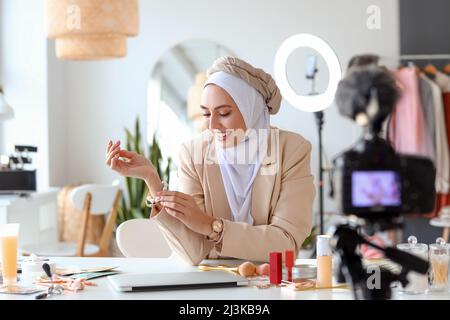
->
[334, 137, 435, 222]
[332, 66, 435, 225]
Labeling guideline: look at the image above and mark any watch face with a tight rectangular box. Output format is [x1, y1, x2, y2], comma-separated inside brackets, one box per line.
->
[213, 220, 223, 232]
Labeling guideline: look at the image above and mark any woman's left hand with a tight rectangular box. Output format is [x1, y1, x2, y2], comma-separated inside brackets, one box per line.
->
[155, 191, 214, 236]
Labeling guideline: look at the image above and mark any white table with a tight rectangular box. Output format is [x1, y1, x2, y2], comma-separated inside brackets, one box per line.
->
[1, 256, 450, 300]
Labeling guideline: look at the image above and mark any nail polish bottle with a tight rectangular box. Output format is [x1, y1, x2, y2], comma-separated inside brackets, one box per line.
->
[316, 235, 332, 288]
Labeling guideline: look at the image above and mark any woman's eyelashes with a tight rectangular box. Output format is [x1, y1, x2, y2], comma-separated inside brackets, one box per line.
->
[202, 111, 231, 117]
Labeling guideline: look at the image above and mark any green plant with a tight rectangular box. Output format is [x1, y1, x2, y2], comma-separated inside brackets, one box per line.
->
[117, 117, 172, 225]
[301, 225, 318, 250]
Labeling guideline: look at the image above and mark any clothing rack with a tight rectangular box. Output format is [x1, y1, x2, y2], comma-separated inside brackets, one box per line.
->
[382, 54, 450, 61]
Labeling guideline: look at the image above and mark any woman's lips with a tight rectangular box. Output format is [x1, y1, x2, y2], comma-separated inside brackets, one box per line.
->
[214, 131, 231, 141]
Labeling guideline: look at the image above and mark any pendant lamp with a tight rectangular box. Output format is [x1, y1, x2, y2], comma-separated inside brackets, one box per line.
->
[46, 0, 139, 60]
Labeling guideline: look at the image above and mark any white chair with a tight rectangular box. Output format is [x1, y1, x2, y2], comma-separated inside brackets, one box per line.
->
[21, 184, 121, 257]
[116, 218, 172, 258]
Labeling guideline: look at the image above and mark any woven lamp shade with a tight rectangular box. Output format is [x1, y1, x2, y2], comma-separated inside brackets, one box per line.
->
[187, 72, 207, 133]
[46, 0, 139, 60]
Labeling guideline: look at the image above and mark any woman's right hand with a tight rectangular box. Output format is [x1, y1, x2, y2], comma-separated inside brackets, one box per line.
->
[105, 140, 156, 181]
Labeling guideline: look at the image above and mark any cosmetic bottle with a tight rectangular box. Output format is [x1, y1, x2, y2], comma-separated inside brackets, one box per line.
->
[316, 235, 332, 288]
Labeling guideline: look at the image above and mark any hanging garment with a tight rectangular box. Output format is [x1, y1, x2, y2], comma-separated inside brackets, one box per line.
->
[431, 71, 450, 218]
[435, 71, 450, 92]
[418, 75, 436, 148]
[388, 68, 435, 161]
[435, 72, 450, 162]
[420, 74, 450, 193]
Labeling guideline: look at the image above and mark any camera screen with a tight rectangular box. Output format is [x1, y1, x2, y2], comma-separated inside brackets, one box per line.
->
[351, 171, 401, 207]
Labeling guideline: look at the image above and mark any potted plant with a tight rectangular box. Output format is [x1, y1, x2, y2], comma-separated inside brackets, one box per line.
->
[116, 117, 172, 225]
[298, 225, 318, 258]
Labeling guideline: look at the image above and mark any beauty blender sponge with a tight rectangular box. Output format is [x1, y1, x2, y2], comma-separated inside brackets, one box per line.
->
[238, 261, 256, 277]
[256, 263, 270, 276]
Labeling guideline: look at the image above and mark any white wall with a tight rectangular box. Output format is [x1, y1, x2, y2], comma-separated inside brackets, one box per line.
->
[0, 0, 67, 189]
[1, 0, 400, 216]
[0, 0, 49, 190]
[0, 1, 3, 154]
[46, 40, 67, 187]
[0, 1, 2, 153]
[62, 0, 400, 215]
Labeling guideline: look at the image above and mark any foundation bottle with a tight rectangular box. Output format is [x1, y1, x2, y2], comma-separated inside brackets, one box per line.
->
[316, 235, 333, 288]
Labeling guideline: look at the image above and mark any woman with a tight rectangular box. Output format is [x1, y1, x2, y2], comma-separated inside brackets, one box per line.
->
[106, 56, 315, 265]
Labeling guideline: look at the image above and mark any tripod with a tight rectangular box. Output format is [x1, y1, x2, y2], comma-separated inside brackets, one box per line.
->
[332, 222, 429, 300]
[314, 110, 324, 235]
[306, 56, 325, 235]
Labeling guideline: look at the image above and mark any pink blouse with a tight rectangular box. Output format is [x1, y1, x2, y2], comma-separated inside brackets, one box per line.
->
[388, 68, 435, 161]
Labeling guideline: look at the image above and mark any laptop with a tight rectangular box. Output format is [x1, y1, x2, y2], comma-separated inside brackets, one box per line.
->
[107, 271, 248, 292]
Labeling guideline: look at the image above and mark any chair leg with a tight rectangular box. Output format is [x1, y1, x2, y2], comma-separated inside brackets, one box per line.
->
[98, 190, 122, 257]
[76, 192, 92, 257]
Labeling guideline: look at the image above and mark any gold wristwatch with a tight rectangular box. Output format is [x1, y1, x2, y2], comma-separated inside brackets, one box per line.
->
[207, 218, 224, 241]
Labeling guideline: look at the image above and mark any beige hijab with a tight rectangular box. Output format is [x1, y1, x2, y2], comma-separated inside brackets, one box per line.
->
[207, 56, 282, 115]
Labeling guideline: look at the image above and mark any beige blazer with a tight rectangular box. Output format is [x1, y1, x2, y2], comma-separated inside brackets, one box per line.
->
[151, 126, 315, 265]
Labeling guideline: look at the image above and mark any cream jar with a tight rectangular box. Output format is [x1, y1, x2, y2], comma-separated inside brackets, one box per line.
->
[20, 254, 56, 286]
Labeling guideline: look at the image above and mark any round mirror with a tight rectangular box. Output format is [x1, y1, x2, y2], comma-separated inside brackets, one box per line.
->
[147, 39, 234, 163]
